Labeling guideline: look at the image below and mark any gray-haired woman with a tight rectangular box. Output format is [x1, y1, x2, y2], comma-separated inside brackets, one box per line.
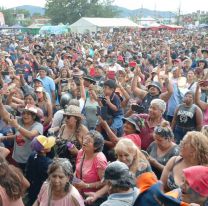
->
[33, 158, 85, 206]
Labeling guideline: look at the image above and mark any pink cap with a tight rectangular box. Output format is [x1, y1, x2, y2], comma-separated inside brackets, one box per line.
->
[183, 166, 208, 197]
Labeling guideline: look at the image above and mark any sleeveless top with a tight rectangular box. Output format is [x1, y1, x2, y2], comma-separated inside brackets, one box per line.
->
[142, 93, 160, 113]
[176, 104, 197, 128]
[167, 157, 183, 190]
[0, 185, 24, 206]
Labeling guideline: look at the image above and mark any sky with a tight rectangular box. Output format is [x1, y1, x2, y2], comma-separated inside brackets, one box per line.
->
[0, 0, 207, 14]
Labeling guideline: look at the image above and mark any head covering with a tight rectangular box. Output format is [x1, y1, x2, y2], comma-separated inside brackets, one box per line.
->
[123, 115, 145, 133]
[183, 166, 208, 197]
[134, 172, 189, 206]
[202, 47, 208, 53]
[34, 78, 43, 84]
[31, 135, 55, 152]
[83, 75, 96, 85]
[35, 87, 44, 92]
[150, 99, 166, 114]
[103, 161, 134, 188]
[23, 104, 43, 119]
[63, 105, 84, 119]
[147, 81, 162, 93]
[104, 79, 117, 89]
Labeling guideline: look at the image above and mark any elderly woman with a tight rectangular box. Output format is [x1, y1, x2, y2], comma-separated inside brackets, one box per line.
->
[171, 90, 203, 144]
[147, 121, 179, 178]
[85, 139, 150, 205]
[100, 161, 139, 206]
[33, 158, 85, 206]
[181, 166, 208, 206]
[161, 131, 208, 192]
[115, 139, 151, 176]
[0, 99, 43, 171]
[75, 130, 107, 205]
[55, 105, 88, 170]
[138, 98, 166, 150]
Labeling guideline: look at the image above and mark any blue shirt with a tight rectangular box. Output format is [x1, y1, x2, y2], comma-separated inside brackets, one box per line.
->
[38, 76, 55, 101]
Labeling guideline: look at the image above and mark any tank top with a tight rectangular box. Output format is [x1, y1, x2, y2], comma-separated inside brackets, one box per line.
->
[176, 104, 196, 128]
[142, 93, 160, 113]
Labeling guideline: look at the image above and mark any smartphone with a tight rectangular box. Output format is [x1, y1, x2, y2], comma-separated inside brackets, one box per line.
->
[131, 104, 145, 114]
[1, 71, 9, 76]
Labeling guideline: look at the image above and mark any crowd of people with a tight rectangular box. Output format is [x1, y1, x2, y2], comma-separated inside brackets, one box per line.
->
[0, 27, 208, 206]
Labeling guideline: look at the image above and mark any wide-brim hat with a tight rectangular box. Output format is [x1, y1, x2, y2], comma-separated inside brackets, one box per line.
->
[33, 50, 44, 56]
[83, 75, 96, 85]
[87, 57, 93, 63]
[0, 51, 10, 57]
[63, 105, 84, 119]
[123, 115, 144, 133]
[147, 81, 162, 93]
[72, 68, 84, 77]
[23, 104, 43, 119]
[31, 135, 56, 152]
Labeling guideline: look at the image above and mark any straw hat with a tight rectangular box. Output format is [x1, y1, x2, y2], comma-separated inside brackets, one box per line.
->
[63, 105, 84, 119]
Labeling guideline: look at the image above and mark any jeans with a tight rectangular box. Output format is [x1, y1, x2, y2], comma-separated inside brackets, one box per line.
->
[110, 115, 124, 137]
[174, 125, 194, 144]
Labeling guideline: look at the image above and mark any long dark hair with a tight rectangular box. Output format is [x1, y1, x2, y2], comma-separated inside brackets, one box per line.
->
[0, 156, 24, 200]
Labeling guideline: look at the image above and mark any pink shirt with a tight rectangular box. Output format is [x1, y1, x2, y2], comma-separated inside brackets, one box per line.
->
[203, 108, 208, 125]
[37, 182, 85, 206]
[0, 185, 24, 206]
[124, 134, 141, 148]
[76, 150, 107, 192]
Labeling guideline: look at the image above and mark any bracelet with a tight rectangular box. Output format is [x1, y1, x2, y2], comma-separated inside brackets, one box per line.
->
[17, 125, 21, 131]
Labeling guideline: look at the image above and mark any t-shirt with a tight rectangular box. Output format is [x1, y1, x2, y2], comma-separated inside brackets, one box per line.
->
[106, 92, 123, 117]
[124, 134, 141, 148]
[26, 152, 52, 203]
[37, 182, 85, 206]
[101, 187, 139, 206]
[138, 114, 164, 150]
[76, 150, 107, 192]
[38, 76, 55, 101]
[12, 118, 43, 164]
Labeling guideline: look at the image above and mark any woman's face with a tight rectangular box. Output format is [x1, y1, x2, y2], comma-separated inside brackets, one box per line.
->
[22, 111, 34, 124]
[183, 94, 193, 105]
[61, 70, 68, 78]
[25, 95, 36, 105]
[50, 167, 69, 192]
[153, 134, 170, 147]
[123, 122, 136, 135]
[82, 134, 94, 153]
[179, 138, 196, 159]
[199, 62, 205, 68]
[116, 150, 135, 167]
[35, 91, 44, 99]
[187, 71, 195, 81]
[148, 104, 162, 119]
[65, 116, 78, 126]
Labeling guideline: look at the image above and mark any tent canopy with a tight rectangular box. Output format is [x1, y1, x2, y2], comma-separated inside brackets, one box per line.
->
[70, 17, 139, 33]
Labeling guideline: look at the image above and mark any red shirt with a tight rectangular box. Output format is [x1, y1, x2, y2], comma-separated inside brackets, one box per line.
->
[138, 114, 164, 150]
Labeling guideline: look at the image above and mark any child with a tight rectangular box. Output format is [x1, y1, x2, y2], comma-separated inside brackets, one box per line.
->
[25, 135, 55, 205]
[99, 79, 124, 137]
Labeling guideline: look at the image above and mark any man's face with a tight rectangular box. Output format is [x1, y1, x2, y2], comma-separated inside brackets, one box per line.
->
[39, 70, 46, 78]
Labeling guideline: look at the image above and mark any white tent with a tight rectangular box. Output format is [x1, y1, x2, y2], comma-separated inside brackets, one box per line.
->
[70, 17, 139, 33]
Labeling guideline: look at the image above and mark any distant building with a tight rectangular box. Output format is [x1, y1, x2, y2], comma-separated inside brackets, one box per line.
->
[0, 12, 5, 26]
[32, 17, 51, 25]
